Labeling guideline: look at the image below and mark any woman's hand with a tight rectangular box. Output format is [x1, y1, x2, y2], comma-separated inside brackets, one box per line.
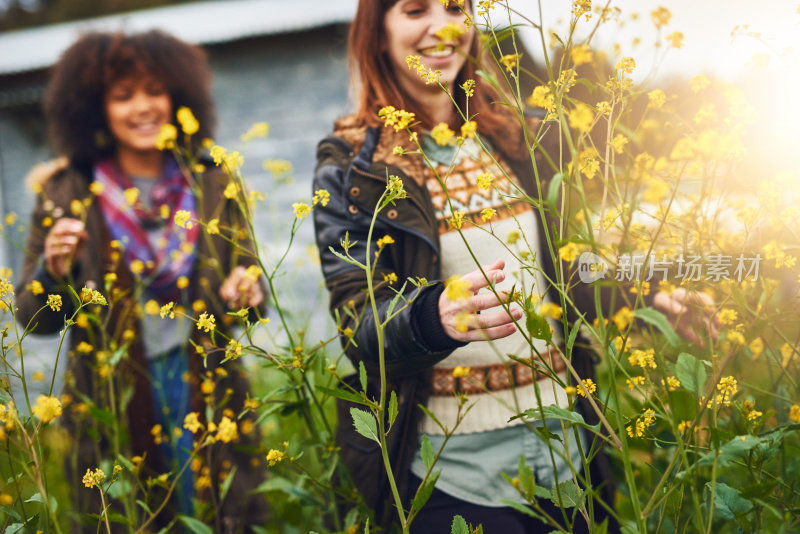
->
[438, 258, 523, 343]
[219, 265, 264, 309]
[44, 218, 87, 279]
[653, 287, 719, 346]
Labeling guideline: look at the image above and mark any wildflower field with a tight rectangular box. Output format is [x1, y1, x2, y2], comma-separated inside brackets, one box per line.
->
[1, 1, 800, 533]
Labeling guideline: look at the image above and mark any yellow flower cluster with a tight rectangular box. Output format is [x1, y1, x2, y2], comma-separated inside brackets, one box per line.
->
[460, 121, 477, 139]
[480, 208, 496, 221]
[527, 85, 555, 113]
[216, 416, 239, 443]
[434, 22, 465, 43]
[570, 45, 592, 66]
[196, 312, 216, 333]
[379, 106, 416, 132]
[226, 340, 243, 360]
[629, 348, 657, 369]
[80, 287, 107, 305]
[558, 242, 580, 262]
[82, 467, 105, 488]
[174, 210, 193, 229]
[387, 175, 407, 199]
[32, 395, 62, 424]
[405, 56, 441, 86]
[241, 122, 269, 142]
[647, 89, 666, 109]
[568, 103, 594, 133]
[377, 235, 395, 248]
[650, 6, 671, 28]
[292, 202, 311, 219]
[572, 0, 591, 20]
[431, 123, 455, 146]
[475, 172, 493, 190]
[445, 276, 472, 301]
[312, 189, 330, 207]
[499, 53, 521, 72]
[266, 448, 285, 467]
[452, 366, 471, 378]
[577, 378, 596, 397]
[46, 294, 62, 312]
[177, 107, 199, 136]
[155, 124, 177, 150]
[448, 210, 465, 230]
[627, 409, 656, 438]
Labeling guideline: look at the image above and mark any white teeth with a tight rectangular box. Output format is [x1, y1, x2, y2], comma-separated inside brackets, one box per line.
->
[421, 46, 454, 58]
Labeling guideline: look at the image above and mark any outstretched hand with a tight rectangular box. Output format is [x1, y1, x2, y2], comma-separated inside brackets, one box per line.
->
[219, 265, 264, 309]
[653, 287, 719, 347]
[438, 258, 523, 343]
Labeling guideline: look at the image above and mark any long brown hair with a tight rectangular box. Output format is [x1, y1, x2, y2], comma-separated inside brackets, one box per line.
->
[348, 0, 521, 147]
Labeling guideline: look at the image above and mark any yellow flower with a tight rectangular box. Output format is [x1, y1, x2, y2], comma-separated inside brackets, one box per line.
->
[690, 75, 711, 93]
[480, 208, 496, 221]
[377, 235, 395, 248]
[577, 378, 596, 397]
[666, 31, 684, 48]
[155, 124, 177, 150]
[626, 376, 646, 389]
[572, 0, 591, 20]
[292, 202, 312, 219]
[46, 294, 62, 312]
[0, 493, 12, 506]
[452, 366, 471, 378]
[201, 378, 215, 395]
[176, 107, 199, 135]
[215, 416, 239, 443]
[89, 181, 105, 196]
[383, 272, 398, 284]
[460, 121, 477, 139]
[387, 175, 407, 198]
[183, 412, 203, 433]
[461, 79, 475, 97]
[662, 376, 681, 391]
[448, 210, 465, 230]
[499, 53, 521, 72]
[75, 341, 93, 354]
[160, 302, 175, 319]
[226, 339, 243, 360]
[123, 187, 140, 207]
[539, 302, 562, 320]
[379, 106, 416, 132]
[506, 230, 520, 245]
[615, 56, 636, 74]
[431, 123, 455, 146]
[174, 210, 193, 229]
[612, 306, 634, 331]
[558, 242, 580, 263]
[27, 280, 44, 295]
[241, 122, 270, 142]
[568, 103, 594, 132]
[176, 276, 189, 290]
[151, 424, 164, 445]
[435, 21, 465, 43]
[647, 89, 666, 109]
[749, 337, 764, 359]
[718, 309, 737, 325]
[789, 404, 800, 423]
[627, 409, 656, 438]
[196, 312, 216, 333]
[144, 299, 160, 316]
[527, 85, 555, 111]
[650, 6, 671, 28]
[476, 172, 493, 190]
[32, 370, 44, 382]
[206, 218, 220, 235]
[82, 467, 105, 488]
[629, 348, 657, 369]
[445, 276, 472, 301]
[130, 260, 144, 275]
[263, 159, 293, 176]
[570, 44, 593, 66]
[312, 189, 330, 207]
[266, 449, 285, 467]
[69, 199, 84, 216]
[223, 182, 239, 199]
[32, 395, 62, 423]
[564, 386, 577, 396]
[715, 376, 738, 406]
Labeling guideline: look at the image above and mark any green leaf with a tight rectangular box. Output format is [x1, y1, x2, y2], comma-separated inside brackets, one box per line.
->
[108, 345, 128, 367]
[316, 386, 368, 406]
[698, 434, 765, 468]
[350, 407, 379, 443]
[411, 470, 441, 514]
[178, 515, 214, 534]
[499, 499, 547, 522]
[674, 352, 708, 395]
[451, 514, 469, 534]
[220, 465, 237, 501]
[550, 480, 583, 509]
[106, 478, 132, 499]
[546, 172, 563, 215]
[526, 311, 552, 343]
[421, 434, 434, 471]
[388, 390, 398, 428]
[514, 404, 601, 433]
[566, 318, 582, 353]
[359, 361, 367, 393]
[634, 307, 681, 347]
[89, 406, 115, 426]
[704, 482, 753, 520]
[136, 500, 153, 515]
[418, 404, 446, 433]
[24, 492, 43, 504]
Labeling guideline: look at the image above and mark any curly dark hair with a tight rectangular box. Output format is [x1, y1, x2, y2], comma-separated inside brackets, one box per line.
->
[44, 30, 215, 166]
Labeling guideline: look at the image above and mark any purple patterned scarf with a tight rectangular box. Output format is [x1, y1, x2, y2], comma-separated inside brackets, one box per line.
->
[94, 157, 198, 304]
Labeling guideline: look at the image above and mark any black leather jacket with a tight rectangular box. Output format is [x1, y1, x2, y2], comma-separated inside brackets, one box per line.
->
[312, 116, 617, 528]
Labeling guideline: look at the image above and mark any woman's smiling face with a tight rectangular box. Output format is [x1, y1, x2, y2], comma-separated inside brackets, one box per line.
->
[383, 0, 473, 100]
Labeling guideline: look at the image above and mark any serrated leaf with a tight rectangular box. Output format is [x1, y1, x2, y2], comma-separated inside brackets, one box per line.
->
[514, 404, 601, 433]
[350, 407, 379, 443]
[178, 515, 214, 534]
[421, 434, 434, 471]
[388, 390, 398, 428]
[704, 482, 753, 519]
[675, 352, 708, 395]
[634, 307, 681, 347]
[451, 514, 469, 534]
[411, 470, 441, 513]
[549, 480, 583, 509]
[698, 434, 764, 468]
[359, 361, 367, 393]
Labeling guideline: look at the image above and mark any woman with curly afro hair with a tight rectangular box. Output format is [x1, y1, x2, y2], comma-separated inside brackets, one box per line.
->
[17, 30, 268, 532]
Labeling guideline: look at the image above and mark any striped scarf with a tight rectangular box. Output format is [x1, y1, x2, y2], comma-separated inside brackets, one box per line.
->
[94, 158, 198, 304]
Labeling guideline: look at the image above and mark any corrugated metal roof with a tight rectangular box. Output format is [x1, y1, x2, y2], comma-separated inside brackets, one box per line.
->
[0, 0, 357, 76]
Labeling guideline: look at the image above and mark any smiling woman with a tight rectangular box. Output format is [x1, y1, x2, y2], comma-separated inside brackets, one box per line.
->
[16, 30, 268, 532]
